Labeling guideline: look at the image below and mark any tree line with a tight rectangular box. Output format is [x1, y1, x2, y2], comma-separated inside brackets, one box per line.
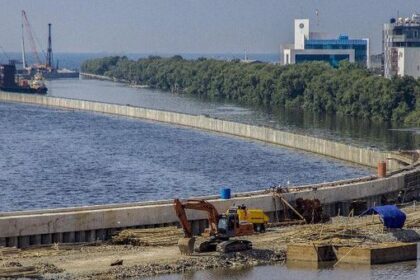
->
[81, 56, 420, 125]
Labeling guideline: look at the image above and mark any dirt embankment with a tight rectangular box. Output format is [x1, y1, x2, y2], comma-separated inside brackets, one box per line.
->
[0, 226, 290, 279]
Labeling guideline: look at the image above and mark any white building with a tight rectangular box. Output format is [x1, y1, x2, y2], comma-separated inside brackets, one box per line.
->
[283, 19, 369, 68]
[383, 14, 420, 78]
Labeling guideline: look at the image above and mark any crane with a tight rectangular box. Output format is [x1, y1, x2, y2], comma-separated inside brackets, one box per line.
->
[173, 199, 253, 255]
[21, 10, 44, 67]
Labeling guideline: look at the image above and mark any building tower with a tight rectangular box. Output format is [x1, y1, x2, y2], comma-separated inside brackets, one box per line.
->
[46, 23, 53, 68]
[383, 14, 420, 78]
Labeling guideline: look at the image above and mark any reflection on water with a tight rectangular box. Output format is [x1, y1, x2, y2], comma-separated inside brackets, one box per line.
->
[47, 78, 419, 150]
[144, 245, 420, 280]
[145, 260, 419, 280]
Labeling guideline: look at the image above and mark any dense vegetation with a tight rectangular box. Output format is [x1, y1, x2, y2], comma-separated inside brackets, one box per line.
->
[81, 56, 420, 125]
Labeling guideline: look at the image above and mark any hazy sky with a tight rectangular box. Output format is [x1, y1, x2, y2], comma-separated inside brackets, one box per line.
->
[0, 0, 418, 55]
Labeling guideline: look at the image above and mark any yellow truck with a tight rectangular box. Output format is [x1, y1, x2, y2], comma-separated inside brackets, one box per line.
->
[227, 204, 269, 232]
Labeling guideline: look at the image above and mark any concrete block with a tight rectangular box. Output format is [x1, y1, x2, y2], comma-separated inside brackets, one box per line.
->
[287, 243, 336, 262]
[336, 243, 417, 264]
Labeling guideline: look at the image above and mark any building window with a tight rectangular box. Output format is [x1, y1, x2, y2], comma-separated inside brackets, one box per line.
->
[295, 54, 350, 67]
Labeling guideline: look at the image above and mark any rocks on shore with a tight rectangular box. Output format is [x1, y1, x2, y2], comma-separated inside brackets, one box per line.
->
[91, 249, 286, 279]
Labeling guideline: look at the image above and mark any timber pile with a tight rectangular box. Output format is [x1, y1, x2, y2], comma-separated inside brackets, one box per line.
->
[403, 207, 420, 228]
[0, 266, 40, 278]
[111, 227, 183, 246]
[0, 247, 20, 256]
[272, 216, 387, 246]
[277, 205, 420, 246]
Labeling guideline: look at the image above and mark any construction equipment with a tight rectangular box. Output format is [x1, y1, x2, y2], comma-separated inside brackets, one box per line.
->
[295, 198, 330, 224]
[173, 199, 253, 255]
[21, 10, 44, 68]
[227, 204, 269, 232]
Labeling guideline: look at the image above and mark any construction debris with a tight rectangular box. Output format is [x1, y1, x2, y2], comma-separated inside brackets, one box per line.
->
[0, 266, 40, 279]
[0, 247, 20, 256]
[110, 259, 123, 266]
[111, 227, 183, 246]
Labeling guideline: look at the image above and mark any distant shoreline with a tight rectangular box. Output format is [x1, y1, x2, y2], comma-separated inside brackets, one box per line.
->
[80, 72, 149, 88]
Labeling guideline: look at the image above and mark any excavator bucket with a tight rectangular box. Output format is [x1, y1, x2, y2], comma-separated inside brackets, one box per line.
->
[178, 237, 195, 255]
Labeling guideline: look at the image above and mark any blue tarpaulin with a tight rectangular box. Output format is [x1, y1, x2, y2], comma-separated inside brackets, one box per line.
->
[361, 205, 406, 229]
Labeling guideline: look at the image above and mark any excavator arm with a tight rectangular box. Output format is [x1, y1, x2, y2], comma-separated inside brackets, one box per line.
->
[173, 198, 219, 238]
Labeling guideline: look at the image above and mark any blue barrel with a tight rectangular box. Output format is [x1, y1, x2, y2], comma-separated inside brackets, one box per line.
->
[220, 187, 231, 199]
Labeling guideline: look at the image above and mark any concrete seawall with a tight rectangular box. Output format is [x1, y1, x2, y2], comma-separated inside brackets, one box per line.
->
[0, 167, 419, 248]
[0, 92, 400, 169]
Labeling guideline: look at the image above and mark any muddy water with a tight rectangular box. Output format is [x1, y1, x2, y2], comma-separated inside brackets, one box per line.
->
[146, 249, 420, 280]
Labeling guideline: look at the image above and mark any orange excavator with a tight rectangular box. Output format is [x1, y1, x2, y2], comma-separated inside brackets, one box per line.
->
[173, 199, 253, 254]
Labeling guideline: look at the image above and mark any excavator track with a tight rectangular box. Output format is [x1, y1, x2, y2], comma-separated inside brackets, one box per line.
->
[216, 240, 252, 253]
[197, 240, 217, 252]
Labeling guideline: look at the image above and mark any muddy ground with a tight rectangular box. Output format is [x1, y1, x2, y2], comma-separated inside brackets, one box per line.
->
[1, 230, 288, 279]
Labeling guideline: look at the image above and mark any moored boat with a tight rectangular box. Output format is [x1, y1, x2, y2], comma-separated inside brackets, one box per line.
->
[0, 64, 48, 94]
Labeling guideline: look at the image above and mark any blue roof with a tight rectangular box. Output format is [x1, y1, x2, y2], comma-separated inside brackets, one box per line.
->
[361, 205, 406, 229]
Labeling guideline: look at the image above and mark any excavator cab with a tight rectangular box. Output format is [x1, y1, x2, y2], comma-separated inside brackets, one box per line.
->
[217, 214, 237, 238]
[218, 213, 254, 238]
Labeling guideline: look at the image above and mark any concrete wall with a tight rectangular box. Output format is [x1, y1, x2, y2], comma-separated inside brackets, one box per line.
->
[0, 167, 418, 247]
[0, 92, 399, 170]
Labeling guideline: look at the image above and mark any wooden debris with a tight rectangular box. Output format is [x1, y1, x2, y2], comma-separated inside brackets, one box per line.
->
[110, 259, 123, 266]
[0, 266, 40, 278]
[0, 247, 21, 256]
[111, 227, 183, 246]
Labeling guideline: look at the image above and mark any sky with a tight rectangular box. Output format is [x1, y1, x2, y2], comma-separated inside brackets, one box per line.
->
[0, 0, 418, 55]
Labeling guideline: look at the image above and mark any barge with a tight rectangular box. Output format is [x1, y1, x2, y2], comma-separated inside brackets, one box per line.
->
[0, 64, 47, 94]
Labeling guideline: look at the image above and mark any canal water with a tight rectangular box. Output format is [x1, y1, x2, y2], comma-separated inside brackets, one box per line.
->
[145, 256, 420, 280]
[47, 78, 419, 150]
[0, 101, 369, 212]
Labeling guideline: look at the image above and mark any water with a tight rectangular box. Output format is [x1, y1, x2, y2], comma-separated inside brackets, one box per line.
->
[145, 259, 420, 280]
[0, 102, 369, 212]
[46, 78, 419, 150]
